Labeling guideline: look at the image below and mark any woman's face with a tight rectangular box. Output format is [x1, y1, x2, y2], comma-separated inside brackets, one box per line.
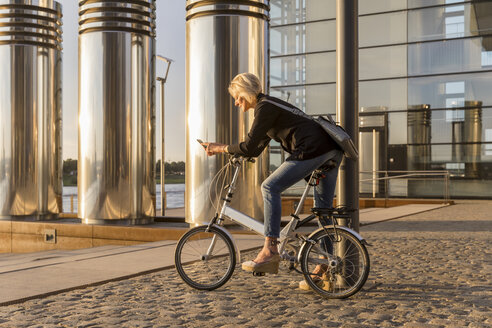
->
[234, 95, 255, 112]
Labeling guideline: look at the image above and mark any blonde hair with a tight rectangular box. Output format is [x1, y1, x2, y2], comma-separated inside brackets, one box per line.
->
[228, 73, 262, 103]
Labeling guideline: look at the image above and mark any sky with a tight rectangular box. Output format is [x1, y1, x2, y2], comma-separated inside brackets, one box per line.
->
[61, 0, 186, 162]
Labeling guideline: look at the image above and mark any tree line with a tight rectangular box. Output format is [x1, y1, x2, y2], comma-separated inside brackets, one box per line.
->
[62, 159, 185, 186]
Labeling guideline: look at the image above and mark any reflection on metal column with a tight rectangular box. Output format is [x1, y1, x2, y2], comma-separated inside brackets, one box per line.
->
[359, 107, 388, 197]
[407, 104, 431, 197]
[407, 105, 431, 171]
[78, 0, 156, 224]
[185, 0, 270, 225]
[464, 101, 482, 178]
[0, 0, 63, 220]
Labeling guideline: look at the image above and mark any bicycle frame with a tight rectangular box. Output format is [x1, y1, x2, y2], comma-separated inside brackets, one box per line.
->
[204, 156, 366, 263]
[206, 157, 318, 255]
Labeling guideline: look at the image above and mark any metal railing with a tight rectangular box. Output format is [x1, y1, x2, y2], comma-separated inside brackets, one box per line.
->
[62, 170, 451, 213]
[359, 170, 450, 204]
[282, 170, 451, 204]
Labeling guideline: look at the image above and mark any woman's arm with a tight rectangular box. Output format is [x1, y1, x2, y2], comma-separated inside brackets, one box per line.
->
[227, 103, 278, 157]
[202, 143, 228, 156]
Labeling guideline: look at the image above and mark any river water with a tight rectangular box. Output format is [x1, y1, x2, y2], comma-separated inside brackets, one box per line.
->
[62, 184, 185, 213]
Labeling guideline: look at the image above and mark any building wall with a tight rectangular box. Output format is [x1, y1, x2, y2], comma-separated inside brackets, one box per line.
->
[269, 0, 492, 198]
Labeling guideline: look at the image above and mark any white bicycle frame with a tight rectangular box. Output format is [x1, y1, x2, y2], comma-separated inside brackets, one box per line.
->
[206, 157, 319, 258]
[204, 157, 365, 263]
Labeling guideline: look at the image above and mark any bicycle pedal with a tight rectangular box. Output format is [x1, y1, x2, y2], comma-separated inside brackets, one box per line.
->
[252, 271, 266, 277]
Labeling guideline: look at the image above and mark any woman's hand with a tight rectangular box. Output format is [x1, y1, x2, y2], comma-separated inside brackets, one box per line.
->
[202, 142, 228, 156]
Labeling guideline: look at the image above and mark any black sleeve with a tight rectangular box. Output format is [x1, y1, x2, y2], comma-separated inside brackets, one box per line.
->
[227, 103, 279, 157]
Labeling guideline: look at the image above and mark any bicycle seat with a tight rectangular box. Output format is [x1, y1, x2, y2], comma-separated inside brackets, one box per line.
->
[304, 159, 338, 182]
[318, 159, 338, 171]
[311, 207, 356, 216]
[311, 207, 335, 216]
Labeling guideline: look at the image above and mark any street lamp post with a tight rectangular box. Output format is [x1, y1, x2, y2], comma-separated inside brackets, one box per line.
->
[336, 0, 359, 231]
[156, 55, 173, 216]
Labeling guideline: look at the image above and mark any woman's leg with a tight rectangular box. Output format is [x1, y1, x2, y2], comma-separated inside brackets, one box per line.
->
[313, 150, 343, 277]
[313, 150, 343, 208]
[252, 153, 332, 264]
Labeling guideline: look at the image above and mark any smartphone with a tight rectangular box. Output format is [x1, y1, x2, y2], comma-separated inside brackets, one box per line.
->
[197, 139, 207, 149]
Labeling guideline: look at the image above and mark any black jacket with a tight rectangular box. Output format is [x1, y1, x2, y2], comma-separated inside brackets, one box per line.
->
[228, 93, 339, 160]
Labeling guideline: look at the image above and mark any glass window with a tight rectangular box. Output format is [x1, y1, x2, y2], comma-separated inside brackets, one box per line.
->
[388, 112, 407, 144]
[269, 84, 336, 115]
[270, 0, 335, 25]
[359, 0, 407, 15]
[359, 11, 407, 47]
[445, 15, 465, 37]
[408, 0, 465, 9]
[270, 20, 335, 56]
[408, 2, 492, 42]
[431, 107, 491, 144]
[486, 129, 492, 155]
[408, 72, 492, 109]
[478, 108, 492, 145]
[270, 25, 306, 57]
[449, 179, 492, 198]
[270, 86, 307, 110]
[360, 79, 408, 111]
[271, 52, 336, 86]
[306, 21, 335, 52]
[306, 0, 335, 21]
[270, 55, 304, 86]
[428, 144, 492, 163]
[360, 45, 407, 80]
[433, 110, 455, 143]
[446, 81, 465, 94]
[431, 144, 453, 162]
[409, 37, 492, 76]
[305, 84, 336, 115]
[270, 0, 304, 26]
[482, 52, 492, 67]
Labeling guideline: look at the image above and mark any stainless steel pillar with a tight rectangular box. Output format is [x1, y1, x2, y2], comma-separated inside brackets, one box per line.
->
[78, 0, 156, 224]
[336, 0, 359, 231]
[185, 0, 270, 225]
[0, 0, 63, 220]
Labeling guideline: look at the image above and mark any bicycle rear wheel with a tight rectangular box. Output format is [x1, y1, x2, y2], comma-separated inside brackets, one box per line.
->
[175, 225, 236, 290]
[300, 228, 370, 299]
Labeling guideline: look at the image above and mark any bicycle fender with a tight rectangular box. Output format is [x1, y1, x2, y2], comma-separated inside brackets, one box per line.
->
[297, 226, 366, 263]
[211, 224, 241, 264]
[336, 226, 366, 243]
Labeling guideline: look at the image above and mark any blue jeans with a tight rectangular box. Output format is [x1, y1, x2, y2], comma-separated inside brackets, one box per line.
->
[261, 149, 343, 238]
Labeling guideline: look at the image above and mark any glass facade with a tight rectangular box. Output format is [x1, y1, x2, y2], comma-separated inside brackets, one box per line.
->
[269, 0, 492, 198]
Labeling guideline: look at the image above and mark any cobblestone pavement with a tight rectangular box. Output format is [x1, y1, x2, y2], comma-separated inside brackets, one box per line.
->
[0, 200, 491, 328]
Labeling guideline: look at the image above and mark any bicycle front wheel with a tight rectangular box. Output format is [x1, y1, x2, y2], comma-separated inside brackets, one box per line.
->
[300, 228, 370, 299]
[175, 225, 236, 290]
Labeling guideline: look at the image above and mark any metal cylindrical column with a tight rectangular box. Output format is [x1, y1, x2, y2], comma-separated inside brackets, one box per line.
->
[78, 0, 156, 224]
[0, 0, 63, 220]
[185, 0, 270, 225]
[336, 0, 359, 231]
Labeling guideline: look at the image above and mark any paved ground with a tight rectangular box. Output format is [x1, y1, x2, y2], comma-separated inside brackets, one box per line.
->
[0, 200, 490, 327]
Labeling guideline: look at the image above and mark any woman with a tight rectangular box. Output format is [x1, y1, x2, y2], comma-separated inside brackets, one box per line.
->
[203, 73, 343, 287]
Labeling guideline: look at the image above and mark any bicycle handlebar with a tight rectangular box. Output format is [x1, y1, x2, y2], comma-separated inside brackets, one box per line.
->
[229, 155, 255, 164]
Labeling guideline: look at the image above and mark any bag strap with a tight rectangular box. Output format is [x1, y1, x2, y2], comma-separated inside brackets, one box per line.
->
[259, 98, 337, 124]
[258, 98, 313, 121]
